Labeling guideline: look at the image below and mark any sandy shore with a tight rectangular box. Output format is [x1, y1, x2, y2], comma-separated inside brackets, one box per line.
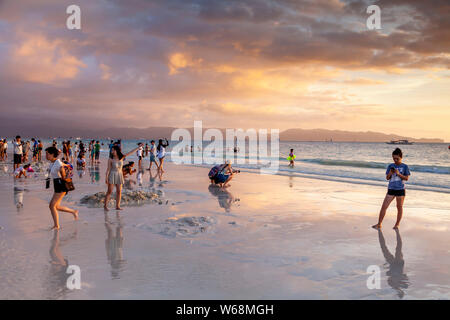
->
[0, 158, 449, 299]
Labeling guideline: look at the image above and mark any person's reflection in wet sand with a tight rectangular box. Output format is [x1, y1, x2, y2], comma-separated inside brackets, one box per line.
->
[289, 175, 294, 188]
[149, 169, 157, 188]
[13, 186, 25, 211]
[94, 164, 100, 182]
[104, 212, 126, 279]
[123, 178, 136, 190]
[46, 228, 77, 299]
[377, 229, 409, 298]
[137, 169, 144, 187]
[88, 164, 95, 183]
[77, 168, 86, 179]
[208, 184, 240, 213]
[157, 170, 166, 188]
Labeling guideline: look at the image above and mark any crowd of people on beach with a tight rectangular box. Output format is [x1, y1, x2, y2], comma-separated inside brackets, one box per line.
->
[2, 136, 175, 229]
[2, 135, 411, 231]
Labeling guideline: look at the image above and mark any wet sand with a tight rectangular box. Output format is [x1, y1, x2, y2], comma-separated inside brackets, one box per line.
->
[0, 158, 449, 299]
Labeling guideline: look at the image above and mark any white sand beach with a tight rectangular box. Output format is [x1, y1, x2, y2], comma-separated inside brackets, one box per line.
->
[0, 159, 449, 300]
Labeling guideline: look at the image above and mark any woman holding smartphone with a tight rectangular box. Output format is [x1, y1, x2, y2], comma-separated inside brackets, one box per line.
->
[373, 148, 411, 230]
[46, 146, 78, 230]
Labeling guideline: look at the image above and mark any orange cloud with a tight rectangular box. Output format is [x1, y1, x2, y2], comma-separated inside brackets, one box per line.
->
[168, 52, 202, 75]
[11, 34, 85, 84]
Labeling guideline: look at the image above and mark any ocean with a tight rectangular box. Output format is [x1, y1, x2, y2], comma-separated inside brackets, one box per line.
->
[3, 138, 449, 194]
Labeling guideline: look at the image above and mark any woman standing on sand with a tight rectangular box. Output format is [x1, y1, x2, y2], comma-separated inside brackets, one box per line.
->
[156, 138, 169, 173]
[46, 146, 78, 230]
[373, 148, 411, 230]
[104, 145, 140, 211]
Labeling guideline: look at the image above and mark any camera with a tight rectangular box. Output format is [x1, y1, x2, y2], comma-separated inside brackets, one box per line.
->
[45, 178, 50, 189]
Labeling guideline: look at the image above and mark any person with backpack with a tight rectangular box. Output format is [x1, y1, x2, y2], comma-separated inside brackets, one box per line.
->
[208, 162, 240, 188]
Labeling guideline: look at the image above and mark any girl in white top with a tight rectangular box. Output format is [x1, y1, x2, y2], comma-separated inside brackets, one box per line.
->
[46, 146, 78, 230]
[156, 138, 169, 173]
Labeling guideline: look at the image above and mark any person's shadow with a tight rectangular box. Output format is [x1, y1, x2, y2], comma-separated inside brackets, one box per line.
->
[208, 184, 240, 213]
[377, 229, 409, 298]
[104, 212, 126, 279]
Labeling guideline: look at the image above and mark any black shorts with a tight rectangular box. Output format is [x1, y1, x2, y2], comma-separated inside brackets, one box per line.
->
[14, 154, 22, 164]
[53, 178, 68, 193]
[387, 189, 405, 197]
[95, 151, 100, 160]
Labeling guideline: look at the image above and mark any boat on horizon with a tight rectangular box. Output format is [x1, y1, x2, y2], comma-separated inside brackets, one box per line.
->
[386, 139, 414, 145]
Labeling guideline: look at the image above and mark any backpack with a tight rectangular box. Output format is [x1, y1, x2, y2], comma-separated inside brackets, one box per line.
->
[208, 165, 221, 179]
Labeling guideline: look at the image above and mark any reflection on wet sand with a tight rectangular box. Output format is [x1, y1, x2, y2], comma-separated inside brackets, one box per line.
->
[148, 169, 166, 189]
[208, 185, 240, 212]
[377, 229, 409, 298]
[13, 186, 25, 211]
[77, 168, 86, 179]
[104, 212, 126, 280]
[88, 164, 100, 183]
[46, 229, 77, 299]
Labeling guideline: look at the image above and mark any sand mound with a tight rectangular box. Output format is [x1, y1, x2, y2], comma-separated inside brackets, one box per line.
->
[80, 190, 167, 208]
[157, 216, 216, 237]
[134, 216, 216, 238]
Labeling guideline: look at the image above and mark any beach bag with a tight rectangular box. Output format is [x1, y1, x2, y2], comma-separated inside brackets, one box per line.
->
[63, 178, 75, 192]
[208, 165, 221, 179]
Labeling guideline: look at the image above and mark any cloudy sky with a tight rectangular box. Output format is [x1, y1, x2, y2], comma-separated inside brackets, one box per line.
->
[0, 0, 449, 140]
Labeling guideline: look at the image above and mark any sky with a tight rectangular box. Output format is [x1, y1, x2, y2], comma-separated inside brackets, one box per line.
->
[0, 0, 449, 140]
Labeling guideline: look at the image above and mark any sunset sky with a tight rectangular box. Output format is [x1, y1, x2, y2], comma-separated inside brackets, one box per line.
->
[0, 0, 449, 140]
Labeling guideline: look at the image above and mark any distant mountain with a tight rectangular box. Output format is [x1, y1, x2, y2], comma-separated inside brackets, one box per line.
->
[279, 128, 444, 143]
[0, 122, 444, 143]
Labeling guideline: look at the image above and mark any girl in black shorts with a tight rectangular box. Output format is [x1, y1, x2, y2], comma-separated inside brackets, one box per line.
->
[46, 147, 78, 230]
[373, 148, 411, 230]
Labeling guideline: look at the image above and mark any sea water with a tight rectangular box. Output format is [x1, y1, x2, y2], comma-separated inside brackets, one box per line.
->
[4, 139, 449, 194]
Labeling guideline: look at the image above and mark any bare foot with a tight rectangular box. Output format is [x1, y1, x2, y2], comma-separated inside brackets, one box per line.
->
[115, 207, 122, 210]
[104, 206, 109, 212]
[393, 225, 399, 229]
[51, 225, 60, 230]
[72, 210, 79, 220]
[372, 224, 381, 229]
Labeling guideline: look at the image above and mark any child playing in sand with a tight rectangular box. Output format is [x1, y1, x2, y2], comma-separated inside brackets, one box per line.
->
[77, 152, 86, 169]
[14, 164, 31, 179]
[287, 149, 296, 167]
[373, 148, 411, 230]
[122, 161, 136, 178]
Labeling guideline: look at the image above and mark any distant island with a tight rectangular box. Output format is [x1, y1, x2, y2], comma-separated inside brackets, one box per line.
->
[279, 128, 444, 143]
[0, 122, 444, 143]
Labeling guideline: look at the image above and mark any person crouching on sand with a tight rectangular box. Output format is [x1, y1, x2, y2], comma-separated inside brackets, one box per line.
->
[104, 145, 141, 211]
[373, 148, 411, 230]
[14, 163, 31, 179]
[209, 162, 240, 188]
[46, 147, 79, 230]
